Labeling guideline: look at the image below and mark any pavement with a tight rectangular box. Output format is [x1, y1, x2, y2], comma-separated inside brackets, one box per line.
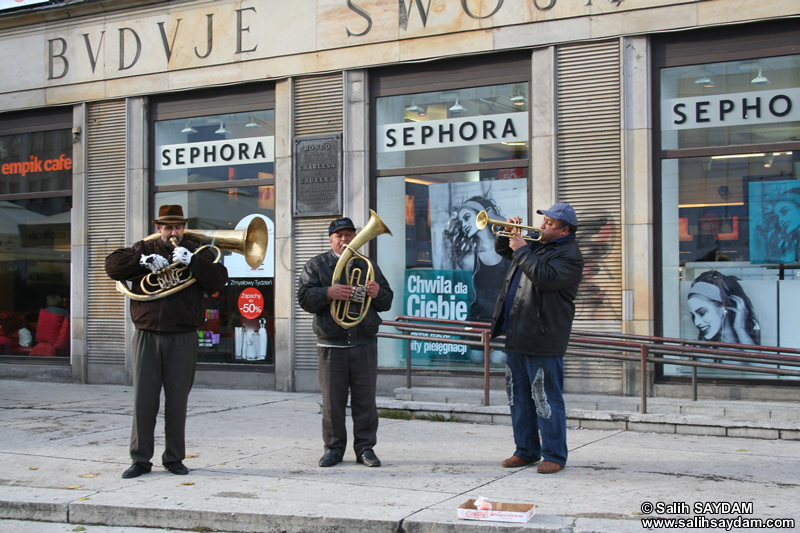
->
[0, 379, 799, 533]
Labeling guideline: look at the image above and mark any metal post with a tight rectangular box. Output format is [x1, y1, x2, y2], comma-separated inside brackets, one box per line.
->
[640, 345, 648, 414]
[483, 332, 490, 406]
[405, 337, 411, 389]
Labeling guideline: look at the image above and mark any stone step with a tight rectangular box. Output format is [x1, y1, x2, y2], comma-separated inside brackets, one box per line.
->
[379, 387, 800, 440]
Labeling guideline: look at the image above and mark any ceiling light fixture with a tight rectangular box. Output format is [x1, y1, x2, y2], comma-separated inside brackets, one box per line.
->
[245, 114, 259, 128]
[417, 105, 427, 117]
[751, 67, 770, 86]
[694, 74, 715, 88]
[449, 98, 465, 113]
[510, 94, 527, 106]
[406, 101, 423, 113]
[763, 153, 775, 168]
[710, 153, 765, 160]
[501, 141, 528, 146]
[181, 120, 197, 134]
[215, 122, 231, 134]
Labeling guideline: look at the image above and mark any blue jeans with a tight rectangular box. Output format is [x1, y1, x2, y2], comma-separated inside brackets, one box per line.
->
[505, 350, 567, 466]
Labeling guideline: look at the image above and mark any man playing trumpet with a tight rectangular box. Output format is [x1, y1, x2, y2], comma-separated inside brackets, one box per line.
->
[105, 205, 228, 479]
[489, 203, 583, 474]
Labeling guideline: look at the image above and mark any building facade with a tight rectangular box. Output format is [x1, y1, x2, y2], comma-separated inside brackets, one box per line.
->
[0, 0, 798, 399]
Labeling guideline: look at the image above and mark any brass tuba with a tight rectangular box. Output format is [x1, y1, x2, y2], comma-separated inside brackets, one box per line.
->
[475, 210, 542, 242]
[330, 210, 392, 329]
[116, 217, 269, 301]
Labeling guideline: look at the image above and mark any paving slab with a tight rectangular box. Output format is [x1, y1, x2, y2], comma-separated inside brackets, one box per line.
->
[0, 380, 798, 533]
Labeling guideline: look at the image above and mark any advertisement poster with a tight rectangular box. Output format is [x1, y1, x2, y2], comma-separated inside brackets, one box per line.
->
[749, 179, 800, 264]
[403, 269, 472, 365]
[226, 279, 274, 363]
[673, 269, 778, 378]
[204, 213, 274, 363]
[223, 214, 274, 278]
[429, 178, 528, 322]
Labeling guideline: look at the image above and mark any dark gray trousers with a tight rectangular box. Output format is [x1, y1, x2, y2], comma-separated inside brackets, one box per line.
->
[130, 329, 198, 467]
[317, 343, 378, 458]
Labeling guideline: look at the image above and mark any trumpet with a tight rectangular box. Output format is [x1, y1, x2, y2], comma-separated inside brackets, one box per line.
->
[330, 210, 392, 329]
[475, 210, 542, 242]
[116, 217, 268, 301]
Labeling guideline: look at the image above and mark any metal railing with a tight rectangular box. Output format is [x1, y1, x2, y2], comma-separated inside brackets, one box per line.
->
[379, 316, 496, 405]
[378, 317, 800, 413]
[569, 330, 800, 413]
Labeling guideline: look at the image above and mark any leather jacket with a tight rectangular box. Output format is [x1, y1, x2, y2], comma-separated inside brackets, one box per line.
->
[490, 235, 583, 356]
[297, 249, 393, 346]
[105, 238, 229, 333]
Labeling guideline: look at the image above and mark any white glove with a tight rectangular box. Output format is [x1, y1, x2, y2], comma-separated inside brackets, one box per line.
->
[140, 254, 170, 274]
[172, 246, 194, 266]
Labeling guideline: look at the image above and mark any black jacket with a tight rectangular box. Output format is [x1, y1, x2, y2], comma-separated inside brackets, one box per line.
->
[105, 237, 229, 333]
[490, 235, 583, 356]
[297, 249, 393, 345]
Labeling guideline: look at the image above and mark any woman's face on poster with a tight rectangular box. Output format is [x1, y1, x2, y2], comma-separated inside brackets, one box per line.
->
[774, 200, 800, 236]
[688, 294, 724, 340]
[457, 206, 479, 239]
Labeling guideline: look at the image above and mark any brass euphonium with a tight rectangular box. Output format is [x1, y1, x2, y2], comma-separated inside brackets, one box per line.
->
[116, 217, 269, 301]
[330, 210, 392, 329]
[475, 210, 542, 242]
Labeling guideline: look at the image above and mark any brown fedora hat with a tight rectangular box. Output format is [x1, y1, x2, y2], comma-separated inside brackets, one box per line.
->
[153, 205, 189, 224]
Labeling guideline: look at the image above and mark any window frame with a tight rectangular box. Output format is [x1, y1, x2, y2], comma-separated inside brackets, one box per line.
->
[148, 83, 277, 369]
[652, 19, 800, 384]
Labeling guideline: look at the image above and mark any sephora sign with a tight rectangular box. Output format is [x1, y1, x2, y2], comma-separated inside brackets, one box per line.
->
[379, 113, 528, 152]
[661, 88, 799, 130]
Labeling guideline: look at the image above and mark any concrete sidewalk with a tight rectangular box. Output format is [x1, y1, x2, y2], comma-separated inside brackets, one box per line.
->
[0, 380, 798, 533]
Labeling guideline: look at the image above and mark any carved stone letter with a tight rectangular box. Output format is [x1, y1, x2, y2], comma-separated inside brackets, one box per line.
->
[195, 14, 213, 59]
[118, 27, 142, 71]
[346, 0, 372, 37]
[82, 32, 105, 73]
[461, 0, 504, 19]
[157, 19, 182, 62]
[48, 38, 69, 80]
[236, 7, 257, 54]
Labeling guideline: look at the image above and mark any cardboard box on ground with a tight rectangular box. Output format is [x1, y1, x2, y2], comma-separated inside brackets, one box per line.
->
[457, 499, 535, 523]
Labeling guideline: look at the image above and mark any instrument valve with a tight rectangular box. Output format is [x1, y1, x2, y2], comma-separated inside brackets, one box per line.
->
[350, 286, 368, 303]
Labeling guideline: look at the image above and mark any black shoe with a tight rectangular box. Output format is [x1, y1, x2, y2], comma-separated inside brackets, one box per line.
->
[357, 449, 381, 467]
[164, 461, 189, 475]
[122, 463, 151, 479]
[318, 449, 342, 467]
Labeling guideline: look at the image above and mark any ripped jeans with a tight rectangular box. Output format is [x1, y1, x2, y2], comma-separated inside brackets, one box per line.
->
[505, 350, 567, 466]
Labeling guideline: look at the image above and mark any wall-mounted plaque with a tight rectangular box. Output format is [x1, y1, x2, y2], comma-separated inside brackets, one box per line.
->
[294, 134, 342, 217]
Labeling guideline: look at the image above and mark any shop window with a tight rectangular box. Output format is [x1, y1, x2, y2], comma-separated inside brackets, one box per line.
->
[374, 81, 529, 371]
[0, 129, 72, 357]
[659, 53, 800, 380]
[153, 109, 275, 365]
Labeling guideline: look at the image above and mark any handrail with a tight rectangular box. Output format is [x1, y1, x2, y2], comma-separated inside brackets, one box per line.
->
[569, 330, 800, 412]
[377, 317, 800, 412]
[380, 316, 494, 405]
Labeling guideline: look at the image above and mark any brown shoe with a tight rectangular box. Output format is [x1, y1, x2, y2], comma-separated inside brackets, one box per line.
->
[537, 460, 564, 474]
[501, 455, 540, 468]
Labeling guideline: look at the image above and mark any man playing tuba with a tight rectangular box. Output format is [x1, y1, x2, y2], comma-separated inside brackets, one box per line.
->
[297, 216, 393, 468]
[105, 205, 228, 479]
